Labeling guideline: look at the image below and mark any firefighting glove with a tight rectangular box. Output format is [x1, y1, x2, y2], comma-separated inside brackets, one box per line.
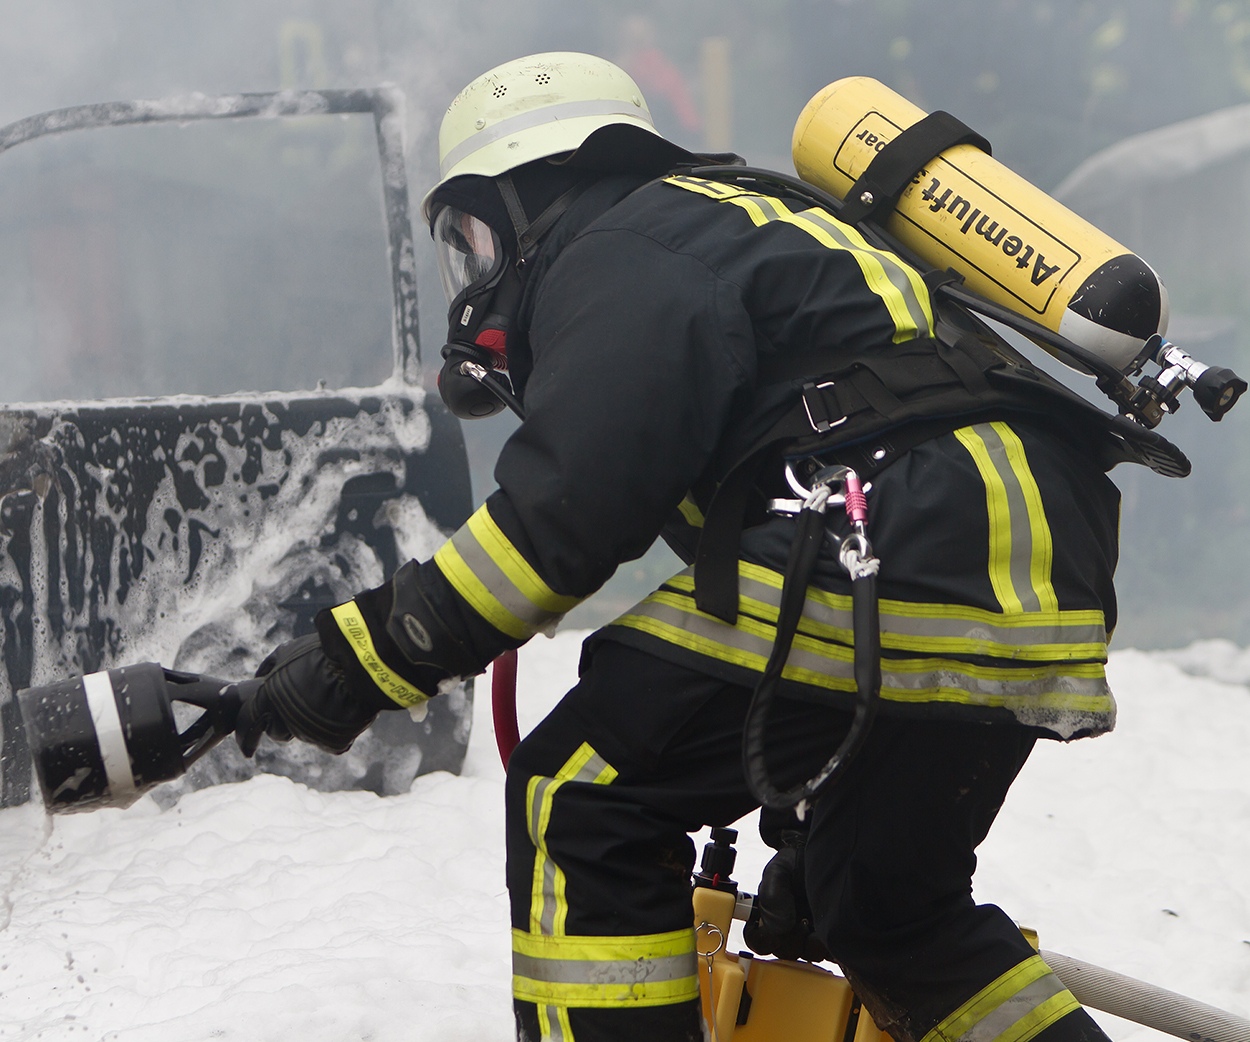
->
[236, 561, 482, 757]
[234, 634, 390, 756]
[742, 829, 830, 963]
[320, 559, 481, 708]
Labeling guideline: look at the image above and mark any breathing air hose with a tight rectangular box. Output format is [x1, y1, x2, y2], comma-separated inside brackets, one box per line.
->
[742, 466, 882, 812]
[1044, 949, 1250, 1042]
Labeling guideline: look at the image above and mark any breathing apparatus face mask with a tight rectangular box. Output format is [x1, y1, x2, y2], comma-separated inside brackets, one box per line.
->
[433, 171, 591, 421]
[433, 205, 523, 420]
[434, 205, 502, 304]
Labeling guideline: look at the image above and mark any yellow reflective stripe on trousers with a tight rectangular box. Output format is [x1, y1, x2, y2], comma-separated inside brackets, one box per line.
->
[515, 744, 696, 1027]
[921, 955, 1080, 1042]
[434, 504, 581, 640]
[328, 601, 430, 708]
[660, 565, 1106, 661]
[664, 174, 934, 343]
[512, 928, 700, 1009]
[527, 743, 617, 938]
[955, 423, 1060, 615]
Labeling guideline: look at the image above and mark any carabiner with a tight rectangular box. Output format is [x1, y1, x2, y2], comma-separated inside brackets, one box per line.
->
[771, 461, 871, 516]
[839, 530, 878, 580]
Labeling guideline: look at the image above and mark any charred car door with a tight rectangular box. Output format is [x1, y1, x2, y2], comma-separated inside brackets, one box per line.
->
[0, 89, 473, 806]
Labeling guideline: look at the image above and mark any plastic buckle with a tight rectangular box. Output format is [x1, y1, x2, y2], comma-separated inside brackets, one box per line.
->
[801, 380, 847, 433]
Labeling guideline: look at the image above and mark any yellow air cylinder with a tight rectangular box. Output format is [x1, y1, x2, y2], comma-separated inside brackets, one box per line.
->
[792, 77, 1168, 371]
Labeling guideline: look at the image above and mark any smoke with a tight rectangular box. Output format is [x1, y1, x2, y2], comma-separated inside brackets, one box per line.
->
[3, 1, 1250, 648]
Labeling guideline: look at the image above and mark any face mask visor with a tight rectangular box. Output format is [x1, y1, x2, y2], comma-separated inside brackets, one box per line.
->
[433, 205, 504, 305]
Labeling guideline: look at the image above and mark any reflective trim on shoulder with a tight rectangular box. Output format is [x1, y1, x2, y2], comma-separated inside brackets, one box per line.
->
[512, 928, 700, 1009]
[329, 601, 430, 709]
[920, 954, 1080, 1042]
[664, 174, 934, 343]
[955, 422, 1060, 615]
[434, 503, 582, 641]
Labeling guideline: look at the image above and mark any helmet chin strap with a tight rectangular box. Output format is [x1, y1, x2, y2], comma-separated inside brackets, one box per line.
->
[496, 172, 588, 263]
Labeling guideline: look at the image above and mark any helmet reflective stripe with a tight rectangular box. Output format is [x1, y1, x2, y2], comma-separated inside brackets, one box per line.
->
[438, 96, 655, 178]
[421, 51, 661, 221]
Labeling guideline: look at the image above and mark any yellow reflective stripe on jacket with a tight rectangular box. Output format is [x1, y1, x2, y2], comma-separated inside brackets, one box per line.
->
[512, 928, 700, 1009]
[677, 494, 705, 528]
[612, 580, 1114, 733]
[920, 954, 1080, 1042]
[328, 601, 429, 708]
[664, 174, 934, 343]
[619, 588, 1110, 705]
[661, 565, 1107, 662]
[434, 503, 581, 641]
[955, 423, 1060, 615]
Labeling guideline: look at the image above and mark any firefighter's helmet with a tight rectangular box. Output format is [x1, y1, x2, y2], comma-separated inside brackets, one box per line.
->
[421, 51, 689, 221]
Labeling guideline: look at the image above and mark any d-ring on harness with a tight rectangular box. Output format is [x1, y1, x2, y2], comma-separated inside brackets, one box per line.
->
[742, 464, 882, 816]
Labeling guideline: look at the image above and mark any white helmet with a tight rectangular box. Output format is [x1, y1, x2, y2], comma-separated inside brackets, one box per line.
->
[421, 51, 689, 222]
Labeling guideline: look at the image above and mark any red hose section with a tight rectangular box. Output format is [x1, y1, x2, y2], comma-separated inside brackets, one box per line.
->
[491, 649, 521, 769]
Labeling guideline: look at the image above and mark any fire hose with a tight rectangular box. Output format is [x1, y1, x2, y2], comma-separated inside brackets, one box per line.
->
[1041, 949, 1250, 1042]
[491, 647, 520, 769]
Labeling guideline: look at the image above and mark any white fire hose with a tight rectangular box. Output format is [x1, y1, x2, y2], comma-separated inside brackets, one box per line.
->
[1043, 949, 1250, 1042]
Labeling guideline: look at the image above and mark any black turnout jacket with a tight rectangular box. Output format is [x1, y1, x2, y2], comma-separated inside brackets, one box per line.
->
[377, 171, 1124, 740]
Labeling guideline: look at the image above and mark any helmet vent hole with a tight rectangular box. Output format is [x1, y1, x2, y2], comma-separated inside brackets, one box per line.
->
[535, 73, 551, 85]
[493, 84, 507, 98]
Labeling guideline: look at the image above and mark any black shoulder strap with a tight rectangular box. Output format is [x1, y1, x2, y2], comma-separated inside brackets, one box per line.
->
[693, 455, 765, 623]
[837, 110, 991, 227]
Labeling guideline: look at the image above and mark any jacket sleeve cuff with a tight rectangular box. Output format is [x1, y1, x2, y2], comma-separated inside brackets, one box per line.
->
[431, 501, 583, 643]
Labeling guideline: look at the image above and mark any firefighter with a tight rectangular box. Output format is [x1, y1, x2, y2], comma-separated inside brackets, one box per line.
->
[237, 52, 1124, 1042]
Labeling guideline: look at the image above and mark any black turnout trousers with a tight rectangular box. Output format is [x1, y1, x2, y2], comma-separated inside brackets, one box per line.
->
[505, 640, 1111, 1042]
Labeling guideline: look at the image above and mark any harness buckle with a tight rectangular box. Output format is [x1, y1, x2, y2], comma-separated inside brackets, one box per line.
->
[801, 380, 847, 433]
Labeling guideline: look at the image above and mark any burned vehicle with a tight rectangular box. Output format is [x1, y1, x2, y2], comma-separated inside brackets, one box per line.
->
[0, 88, 473, 807]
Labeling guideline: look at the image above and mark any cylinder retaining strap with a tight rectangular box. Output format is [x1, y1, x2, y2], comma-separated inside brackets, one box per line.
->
[837, 110, 991, 227]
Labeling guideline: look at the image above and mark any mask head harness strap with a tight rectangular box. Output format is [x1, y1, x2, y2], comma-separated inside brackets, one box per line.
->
[437, 172, 588, 421]
[497, 171, 588, 264]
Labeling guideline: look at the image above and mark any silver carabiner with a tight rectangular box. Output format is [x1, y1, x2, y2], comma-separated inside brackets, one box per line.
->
[770, 461, 872, 516]
[839, 530, 878, 579]
[785, 461, 852, 504]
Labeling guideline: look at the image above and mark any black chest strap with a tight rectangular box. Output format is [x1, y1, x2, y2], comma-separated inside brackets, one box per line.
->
[692, 412, 962, 624]
[692, 328, 1008, 624]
